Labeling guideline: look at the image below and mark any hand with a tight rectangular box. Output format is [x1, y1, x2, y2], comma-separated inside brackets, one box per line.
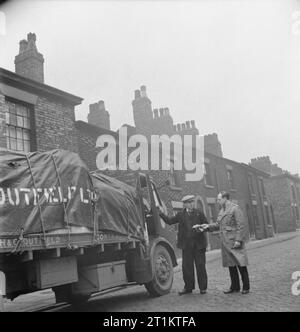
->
[232, 241, 242, 249]
[200, 224, 209, 231]
[157, 206, 164, 214]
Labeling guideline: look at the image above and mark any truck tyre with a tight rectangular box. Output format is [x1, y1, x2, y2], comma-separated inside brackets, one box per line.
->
[53, 285, 91, 306]
[145, 244, 174, 297]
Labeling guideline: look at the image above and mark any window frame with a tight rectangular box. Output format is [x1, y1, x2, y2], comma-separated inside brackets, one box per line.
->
[5, 97, 33, 153]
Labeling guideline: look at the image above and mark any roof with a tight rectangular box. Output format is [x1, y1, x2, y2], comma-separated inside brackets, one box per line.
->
[241, 163, 270, 177]
[0, 67, 83, 106]
[269, 172, 300, 183]
[205, 152, 270, 177]
[75, 120, 118, 138]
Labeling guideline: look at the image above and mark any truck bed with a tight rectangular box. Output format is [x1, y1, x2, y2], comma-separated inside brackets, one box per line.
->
[0, 229, 140, 254]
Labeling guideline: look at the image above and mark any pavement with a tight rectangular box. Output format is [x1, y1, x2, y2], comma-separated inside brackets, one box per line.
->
[3, 230, 300, 312]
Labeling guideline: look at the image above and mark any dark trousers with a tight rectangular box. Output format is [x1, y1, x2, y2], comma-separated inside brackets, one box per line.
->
[182, 244, 207, 291]
[228, 266, 250, 291]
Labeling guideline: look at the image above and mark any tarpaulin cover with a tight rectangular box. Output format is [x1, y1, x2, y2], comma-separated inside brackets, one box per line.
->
[0, 149, 144, 241]
[90, 171, 144, 240]
[0, 149, 94, 236]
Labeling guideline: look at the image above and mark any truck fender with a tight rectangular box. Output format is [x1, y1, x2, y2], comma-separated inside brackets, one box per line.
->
[149, 237, 178, 272]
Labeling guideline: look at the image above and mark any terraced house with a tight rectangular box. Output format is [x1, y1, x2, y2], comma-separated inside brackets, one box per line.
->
[1, 33, 294, 252]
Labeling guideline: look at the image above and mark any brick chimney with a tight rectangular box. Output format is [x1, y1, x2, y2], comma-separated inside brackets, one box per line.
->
[14, 33, 44, 83]
[204, 133, 223, 157]
[88, 100, 111, 130]
[132, 85, 153, 135]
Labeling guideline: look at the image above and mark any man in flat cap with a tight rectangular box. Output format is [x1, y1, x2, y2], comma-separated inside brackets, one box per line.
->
[158, 195, 209, 295]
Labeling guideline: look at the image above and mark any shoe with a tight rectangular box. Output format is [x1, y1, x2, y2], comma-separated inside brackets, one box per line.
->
[241, 289, 250, 294]
[223, 288, 240, 294]
[200, 290, 207, 294]
[178, 289, 193, 295]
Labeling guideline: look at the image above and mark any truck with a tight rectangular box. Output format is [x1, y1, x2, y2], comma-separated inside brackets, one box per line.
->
[0, 149, 177, 311]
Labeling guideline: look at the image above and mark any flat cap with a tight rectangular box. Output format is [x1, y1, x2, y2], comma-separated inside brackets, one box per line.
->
[181, 195, 195, 203]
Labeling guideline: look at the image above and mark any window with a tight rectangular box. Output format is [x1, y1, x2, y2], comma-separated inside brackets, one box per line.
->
[270, 204, 277, 233]
[151, 182, 162, 207]
[248, 174, 255, 194]
[291, 185, 296, 202]
[169, 160, 181, 188]
[264, 206, 271, 225]
[296, 186, 300, 201]
[294, 206, 300, 221]
[204, 163, 213, 186]
[252, 204, 259, 227]
[5, 99, 31, 152]
[259, 178, 266, 197]
[227, 169, 234, 189]
[208, 203, 216, 223]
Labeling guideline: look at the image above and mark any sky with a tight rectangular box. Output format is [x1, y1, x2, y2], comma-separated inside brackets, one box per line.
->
[0, 0, 300, 174]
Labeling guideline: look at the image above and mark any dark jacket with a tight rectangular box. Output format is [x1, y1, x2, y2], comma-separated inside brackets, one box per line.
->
[160, 208, 208, 250]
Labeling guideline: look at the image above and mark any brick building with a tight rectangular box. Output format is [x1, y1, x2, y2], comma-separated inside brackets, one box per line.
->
[76, 85, 275, 249]
[250, 156, 300, 232]
[0, 33, 277, 251]
[0, 33, 82, 153]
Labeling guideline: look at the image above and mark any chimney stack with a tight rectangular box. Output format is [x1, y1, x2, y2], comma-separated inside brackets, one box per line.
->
[15, 33, 44, 83]
[87, 100, 111, 130]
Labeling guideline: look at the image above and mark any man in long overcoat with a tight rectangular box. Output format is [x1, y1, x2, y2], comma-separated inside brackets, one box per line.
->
[159, 195, 208, 295]
[200, 191, 250, 294]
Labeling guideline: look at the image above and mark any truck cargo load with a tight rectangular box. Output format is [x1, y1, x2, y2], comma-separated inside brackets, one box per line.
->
[0, 149, 144, 251]
[91, 171, 144, 240]
[0, 149, 176, 306]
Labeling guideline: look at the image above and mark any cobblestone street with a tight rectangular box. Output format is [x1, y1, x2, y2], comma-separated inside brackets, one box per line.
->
[5, 231, 300, 312]
[72, 232, 300, 312]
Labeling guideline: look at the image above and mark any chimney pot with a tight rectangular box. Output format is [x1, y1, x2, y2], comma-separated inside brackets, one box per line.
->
[134, 90, 141, 99]
[177, 124, 181, 131]
[98, 100, 105, 110]
[186, 121, 190, 128]
[19, 39, 28, 53]
[182, 123, 186, 130]
[153, 109, 158, 118]
[27, 32, 36, 42]
[159, 108, 164, 117]
[140, 85, 147, 98]
[191, 120, 195, 128]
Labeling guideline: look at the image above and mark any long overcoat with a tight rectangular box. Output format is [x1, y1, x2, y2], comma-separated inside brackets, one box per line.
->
[209, 201, 249, 267]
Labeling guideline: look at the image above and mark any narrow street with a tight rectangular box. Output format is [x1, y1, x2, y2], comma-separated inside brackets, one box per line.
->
[5, 231, 300, 312]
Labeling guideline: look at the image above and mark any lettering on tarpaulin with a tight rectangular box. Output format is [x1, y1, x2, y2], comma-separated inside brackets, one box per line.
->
[0, 186, 94, 206]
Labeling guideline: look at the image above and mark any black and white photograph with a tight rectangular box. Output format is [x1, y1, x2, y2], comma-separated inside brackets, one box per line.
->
[0, 0, 300, 316]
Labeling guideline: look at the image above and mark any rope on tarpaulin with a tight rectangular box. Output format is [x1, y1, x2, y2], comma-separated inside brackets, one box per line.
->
[13, 153, 48, 250]
[11, 227, 24, 253]
[50, 152, 72, 249]
[88, 173, 99, 245]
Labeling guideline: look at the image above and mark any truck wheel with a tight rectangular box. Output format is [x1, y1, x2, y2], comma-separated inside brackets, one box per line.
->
[53, 285, 91, 306]
[145, 245, 174, 297]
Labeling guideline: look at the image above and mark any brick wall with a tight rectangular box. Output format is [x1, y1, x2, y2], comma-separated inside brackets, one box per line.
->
[34, 96, 78, 153]
[266, 177, 297, 232]
[0, 91, 78, 153]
